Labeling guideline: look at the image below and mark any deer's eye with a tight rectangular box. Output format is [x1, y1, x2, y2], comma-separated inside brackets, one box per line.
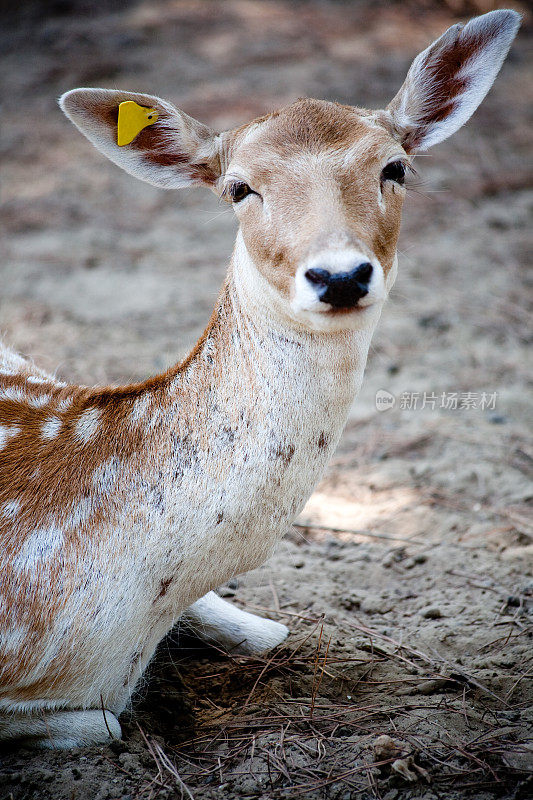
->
[228, 181, 252, 203]
[381, 160, 406, 186]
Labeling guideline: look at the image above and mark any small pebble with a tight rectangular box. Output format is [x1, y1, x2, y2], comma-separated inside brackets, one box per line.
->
[361, 595, 391, 614]
[373, 734, 402, 760]
[423, 606, 442, 619]
[417, 678, 450, 695]
[506, 595, 521, 607]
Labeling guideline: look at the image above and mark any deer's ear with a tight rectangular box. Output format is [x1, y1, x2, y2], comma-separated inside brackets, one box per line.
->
[60, 88, 221, 188]
[387, 9, 520, 153]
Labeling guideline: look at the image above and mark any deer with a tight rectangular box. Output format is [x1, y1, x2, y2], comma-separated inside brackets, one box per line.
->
[0, 10, 520, 748]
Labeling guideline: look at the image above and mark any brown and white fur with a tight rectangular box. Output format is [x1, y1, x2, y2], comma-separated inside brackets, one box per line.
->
[0, 11, 520, 748]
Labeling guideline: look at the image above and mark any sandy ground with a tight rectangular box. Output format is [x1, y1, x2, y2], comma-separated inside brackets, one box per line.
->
[1, 1, 532, 798]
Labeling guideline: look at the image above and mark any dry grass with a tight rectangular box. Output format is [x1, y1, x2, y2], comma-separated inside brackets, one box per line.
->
[127, 611, 532, 799]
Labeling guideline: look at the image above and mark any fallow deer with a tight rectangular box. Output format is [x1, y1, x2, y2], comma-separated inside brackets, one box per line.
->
[0, 10, 520, 748]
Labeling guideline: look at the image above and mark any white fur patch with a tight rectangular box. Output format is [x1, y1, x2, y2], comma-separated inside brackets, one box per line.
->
[74, 407, 101, 444]
[92, 457, 122, 492]
[0, 386, 27, 403]
[27, 394, 51, 409]
[0, 425, 20, 450]
[0, 344, 35, 375]
[62, 496, 94, 529]
[26, 376, 49, 385]
[0, 386, 26, 403]
[57, 396, 73, 412]
[13, 525, 64, 571]
[131, 394, 151, 425]
[41, 416, 62, 440]
[0, 625, 29, 654]
[0, 499, 21, 519]
[291, 267, 325, 314]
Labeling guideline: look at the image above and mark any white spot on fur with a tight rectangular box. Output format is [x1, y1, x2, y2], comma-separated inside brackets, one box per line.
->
[146, 405, 165, 428]
[0, 499, 21, 519]
[0, 386, 26, 403]
[27, 394, 51, 408]
[13, 525, 64, 571]
[92, 457, 122, 491]
[74, 407, 101, 444]
[131, 394, 151, 424]
[202, 338, 216, 362]
[291, 267, 324, 314]
[0, 625, 29, 653]
[0, 425, 20, 450]
[26, 376, 49, 385]
[57, 396, 73, 412]
[377, 182, 386, 212]
[41, 416, 62, 440]
[62, 496, 94, 529]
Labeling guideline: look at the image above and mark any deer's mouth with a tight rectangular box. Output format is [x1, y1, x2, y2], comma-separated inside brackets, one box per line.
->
[325, 302, 374, 315]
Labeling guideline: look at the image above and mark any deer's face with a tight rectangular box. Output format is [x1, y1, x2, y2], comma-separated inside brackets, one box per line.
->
[223, 100, 407, 329]
[60, 8, 520, 333]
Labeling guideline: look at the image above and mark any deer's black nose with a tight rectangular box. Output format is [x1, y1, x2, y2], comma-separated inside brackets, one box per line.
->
[305, 262, 373, 309]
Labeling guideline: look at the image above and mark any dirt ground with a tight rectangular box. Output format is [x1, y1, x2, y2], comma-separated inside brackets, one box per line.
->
[1, 1, 532, 798]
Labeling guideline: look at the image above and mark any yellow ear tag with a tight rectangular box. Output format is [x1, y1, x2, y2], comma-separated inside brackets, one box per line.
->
[117, 101, 158, 147]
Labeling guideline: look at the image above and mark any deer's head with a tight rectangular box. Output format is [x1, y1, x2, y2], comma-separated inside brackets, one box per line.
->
[60, 10, 519, 333]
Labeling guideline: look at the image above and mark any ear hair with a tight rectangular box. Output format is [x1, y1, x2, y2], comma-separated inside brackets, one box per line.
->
[60, 88, 221, 188]
[387, 9, 521, 152]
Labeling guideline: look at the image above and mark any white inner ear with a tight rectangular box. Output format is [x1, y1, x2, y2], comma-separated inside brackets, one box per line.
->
[390, 10, 520, 152]
[59, 88, 219, 190]
[415, 37, 514, 150]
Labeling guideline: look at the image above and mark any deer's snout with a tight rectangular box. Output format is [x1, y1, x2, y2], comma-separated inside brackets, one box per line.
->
[305, 262, 373, 309]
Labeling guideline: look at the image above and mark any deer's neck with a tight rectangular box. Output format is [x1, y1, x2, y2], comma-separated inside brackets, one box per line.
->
[131, 235, 376, 585]
[165, 232, 375, 442]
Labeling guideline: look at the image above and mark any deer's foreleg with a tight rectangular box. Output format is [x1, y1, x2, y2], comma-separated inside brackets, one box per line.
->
[180, 591, 288, 655]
